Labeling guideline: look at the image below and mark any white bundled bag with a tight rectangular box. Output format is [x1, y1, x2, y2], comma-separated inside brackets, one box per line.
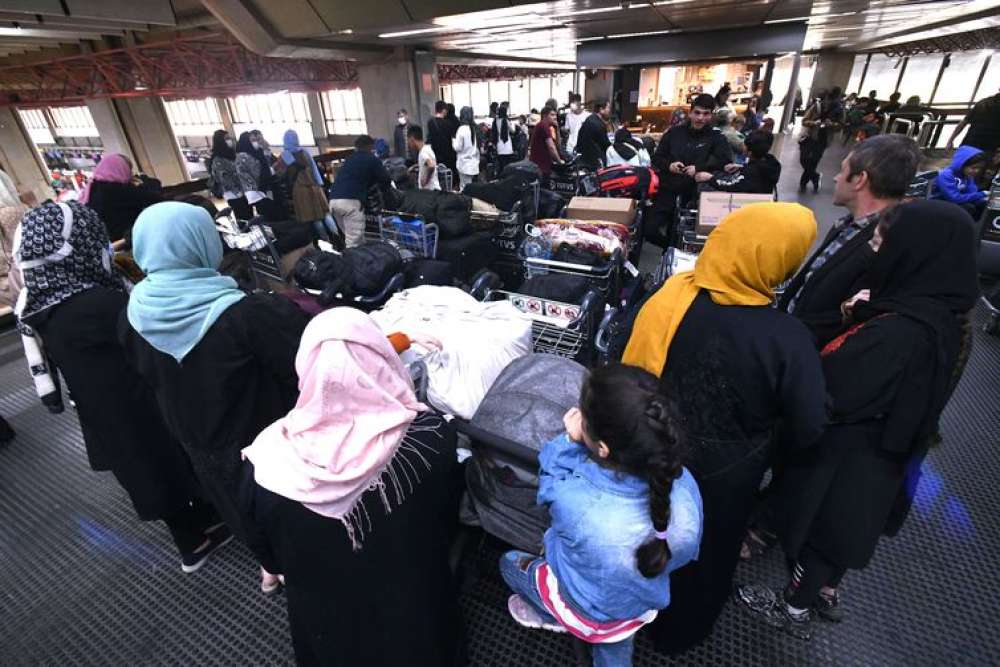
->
[370, 286, 532, 418]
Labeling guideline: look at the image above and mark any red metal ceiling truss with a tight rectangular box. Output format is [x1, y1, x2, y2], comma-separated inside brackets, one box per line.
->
[437, 64, 575, 84]
[0, 32, 359, 107]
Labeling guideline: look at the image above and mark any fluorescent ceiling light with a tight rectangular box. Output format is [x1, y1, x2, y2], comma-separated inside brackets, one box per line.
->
[606, 29, 677, 39]
[378, 26, 452, 38]
[551, 6, 624, 17]
[649, 1, 698, 6]
[764, 16, 809, 24]
[576, 35, 608, 42]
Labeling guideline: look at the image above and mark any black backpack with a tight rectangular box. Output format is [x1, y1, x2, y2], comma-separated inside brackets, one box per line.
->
[292, 243, 402, 305]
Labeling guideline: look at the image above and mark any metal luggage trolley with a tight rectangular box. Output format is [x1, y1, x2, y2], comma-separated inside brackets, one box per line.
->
[905, 170, 939, 201]
[549, 162, 598, 200]
[470, 271, 606, 363]
[437, 164, 454, 192]
[374, 211, 440, 259]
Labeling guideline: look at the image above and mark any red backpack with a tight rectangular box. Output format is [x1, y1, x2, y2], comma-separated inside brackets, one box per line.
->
[596, 165, 660, 199]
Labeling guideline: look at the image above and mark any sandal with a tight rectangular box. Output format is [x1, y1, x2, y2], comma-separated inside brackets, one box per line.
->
[740, 527, 777, 561]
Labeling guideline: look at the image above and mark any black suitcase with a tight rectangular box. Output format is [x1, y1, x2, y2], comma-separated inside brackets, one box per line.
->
[437, 231, 499, 282]
[403, 259, 454, 287]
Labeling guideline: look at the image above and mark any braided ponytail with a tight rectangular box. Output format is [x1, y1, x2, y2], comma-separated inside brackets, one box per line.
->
[580, 365, 686, 580]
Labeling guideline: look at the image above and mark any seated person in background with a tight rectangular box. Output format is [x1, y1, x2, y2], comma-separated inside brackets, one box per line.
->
[327, 135, 392, 248]
[80, 153, 164, 245]
[244, 308, 459, 666]
[606, 128, 652, 167]
[649, 94, 733, 248]
[878, 92, 902, 116]
[408, 126, 441, 192]
[933, 145, 989, 219]
[500, 364, 702, 667]
[716, 111, 747, 161]
[708, 130, 781, 195]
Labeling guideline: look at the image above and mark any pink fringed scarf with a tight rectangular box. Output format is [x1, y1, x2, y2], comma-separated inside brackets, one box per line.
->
[243, 308, 435, 549]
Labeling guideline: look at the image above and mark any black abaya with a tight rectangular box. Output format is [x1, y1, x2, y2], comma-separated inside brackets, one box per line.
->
[120, 293, 309, 569]
[648, 291, 826, 654]
[29, 288, 203, 522]
[252, 412, 462, 666]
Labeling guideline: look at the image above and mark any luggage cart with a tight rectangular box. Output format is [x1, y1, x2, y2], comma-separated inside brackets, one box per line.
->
[298, 273, 406, 313]
[549, 160, 598, 200]
[469, 271, 605, 364]
[373, 211, 440, 260]
[905, 170, 938, 201]
[438, 164, 454, 192]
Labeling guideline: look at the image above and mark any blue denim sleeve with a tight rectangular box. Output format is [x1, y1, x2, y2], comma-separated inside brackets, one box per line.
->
[537, 433, 589, 508]
[663, 468, 705, 574]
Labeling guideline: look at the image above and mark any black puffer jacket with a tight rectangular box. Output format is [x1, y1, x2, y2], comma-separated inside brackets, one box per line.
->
[652, 122, 733, 192]
[709, 154, 781, 194]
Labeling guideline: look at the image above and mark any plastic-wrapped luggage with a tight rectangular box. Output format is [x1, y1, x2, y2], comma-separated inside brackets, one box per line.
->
[459, 353, 587, 552]
[369, 286, 532, 418]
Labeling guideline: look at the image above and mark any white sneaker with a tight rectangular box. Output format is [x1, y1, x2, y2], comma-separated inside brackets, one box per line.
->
[507, 594, 566, 633]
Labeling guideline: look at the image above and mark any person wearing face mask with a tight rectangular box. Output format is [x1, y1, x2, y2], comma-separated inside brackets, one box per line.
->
[209, 130, 251, 220]
[393, 108, 415, 162]
[236, 132, 284, 221]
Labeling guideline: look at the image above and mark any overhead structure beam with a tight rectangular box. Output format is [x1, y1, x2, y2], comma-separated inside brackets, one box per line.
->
[0, 32, 359, 106]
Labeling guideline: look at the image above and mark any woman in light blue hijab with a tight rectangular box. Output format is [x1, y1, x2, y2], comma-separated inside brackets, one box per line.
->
[127, 201, 245, 362]
[281, 129, 323, 186]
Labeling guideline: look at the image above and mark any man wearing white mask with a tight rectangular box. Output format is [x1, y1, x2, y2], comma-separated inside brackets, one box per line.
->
[565, 93, 590, 155]
[393, 108, 415, 162]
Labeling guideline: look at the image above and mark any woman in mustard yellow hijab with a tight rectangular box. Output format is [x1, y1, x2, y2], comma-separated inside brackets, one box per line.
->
[633, 202, 830, 654]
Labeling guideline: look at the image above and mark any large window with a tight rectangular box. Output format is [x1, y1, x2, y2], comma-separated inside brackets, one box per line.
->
[975, 55, 1000, 104]
[320, 88, 367, 136]
[846, 55, 868, 95]
[897, 54, 944, 104]
[440, 74, 579, 118]
[227, 91, 314, 146]
[18, 108, 55, 145]
[48, 105, 98, 138]
[934, 50, 991, 104]
[860, 54, 905, 99]
[164, 98, 224, 137]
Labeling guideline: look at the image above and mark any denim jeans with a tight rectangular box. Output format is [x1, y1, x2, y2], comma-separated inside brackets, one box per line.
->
[499, 550, 635, 667]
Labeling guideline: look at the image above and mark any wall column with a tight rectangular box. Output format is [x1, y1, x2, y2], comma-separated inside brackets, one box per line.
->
[305, 92, 332, 152]
[0, 107, 52, 203]
[357, 57, 419, 146]
[412, 51, 439, 130]
[116, 97, 189, 185]
[780, 52, 802, 132]
[86, 98, 136, 165]
[808, 51, 856, 101]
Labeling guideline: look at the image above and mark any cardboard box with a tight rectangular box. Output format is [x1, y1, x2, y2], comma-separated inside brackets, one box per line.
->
[566, 196, 637, 227]
[697, 192, 774, 235]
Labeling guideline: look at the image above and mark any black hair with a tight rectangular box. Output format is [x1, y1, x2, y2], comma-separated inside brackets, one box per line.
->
[593, 99, 609, 113]
[541, 105, 556, 116]
[889, 92, 901, 101]
[354, 135, 375, 151]
[179, 193, 218, 220]
[407, 125, 423, 141]
[579, 364, 685, 578]
[435, 100, 448, 114]
[211, 129, 235, 160]
[847, 134, 922, 199]
[569, 92, 582, 103]
[745, 129, 774, 159]
[692, 93, 716, 111]
[446, 102, 456, 118]
[961, 151, 988, 170]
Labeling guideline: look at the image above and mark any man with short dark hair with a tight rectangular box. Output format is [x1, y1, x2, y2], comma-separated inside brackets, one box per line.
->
[427, 100, 457, 178]
[328, 134, 392, 247]
[779, 134, 923, 345]
[708, 129, 781, 194]
[528, 106, 563, 177]
[393, 108, 415, 161]
[575, 99, 612, 170]
[649, 93, 733, 247]
[407, 126, 440, 191]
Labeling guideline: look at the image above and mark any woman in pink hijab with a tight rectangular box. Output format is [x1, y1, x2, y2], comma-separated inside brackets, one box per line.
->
[244, 307, 460, 666]
[80, 153, 164, 243]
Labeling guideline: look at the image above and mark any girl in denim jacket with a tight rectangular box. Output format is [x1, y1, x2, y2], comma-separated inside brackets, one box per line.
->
[500, 364, 704, 666]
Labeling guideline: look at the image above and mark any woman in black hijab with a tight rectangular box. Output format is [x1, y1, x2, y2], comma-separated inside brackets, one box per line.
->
[209, 129, 251, 220]
[606, 127, 650, 167]
[737, 200, 979, 640]
[235, 132, 283, 221]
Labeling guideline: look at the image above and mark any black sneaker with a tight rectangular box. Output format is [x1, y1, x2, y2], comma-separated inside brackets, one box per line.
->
[735, 583, 813, 641]
[181, 525, 234, 573]
[813, 588, 844, 623]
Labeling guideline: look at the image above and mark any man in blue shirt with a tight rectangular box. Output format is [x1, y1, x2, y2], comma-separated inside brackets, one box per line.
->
[328, 135, 392, 248]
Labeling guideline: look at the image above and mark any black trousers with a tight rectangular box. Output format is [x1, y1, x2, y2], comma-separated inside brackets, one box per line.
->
[648, 179, 697, 249]
[799, 137, 827, 188]
[786, 544, 847, 608]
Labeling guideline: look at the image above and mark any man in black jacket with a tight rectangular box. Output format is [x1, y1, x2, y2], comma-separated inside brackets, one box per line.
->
[575, 100, 612, 170]
[649, 93, 733, 247]
[778, 134, 922, 346]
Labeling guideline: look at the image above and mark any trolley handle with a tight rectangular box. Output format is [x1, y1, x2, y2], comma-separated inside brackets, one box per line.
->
[594, 306, 618, 356]
[524, 247, 622, 274]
